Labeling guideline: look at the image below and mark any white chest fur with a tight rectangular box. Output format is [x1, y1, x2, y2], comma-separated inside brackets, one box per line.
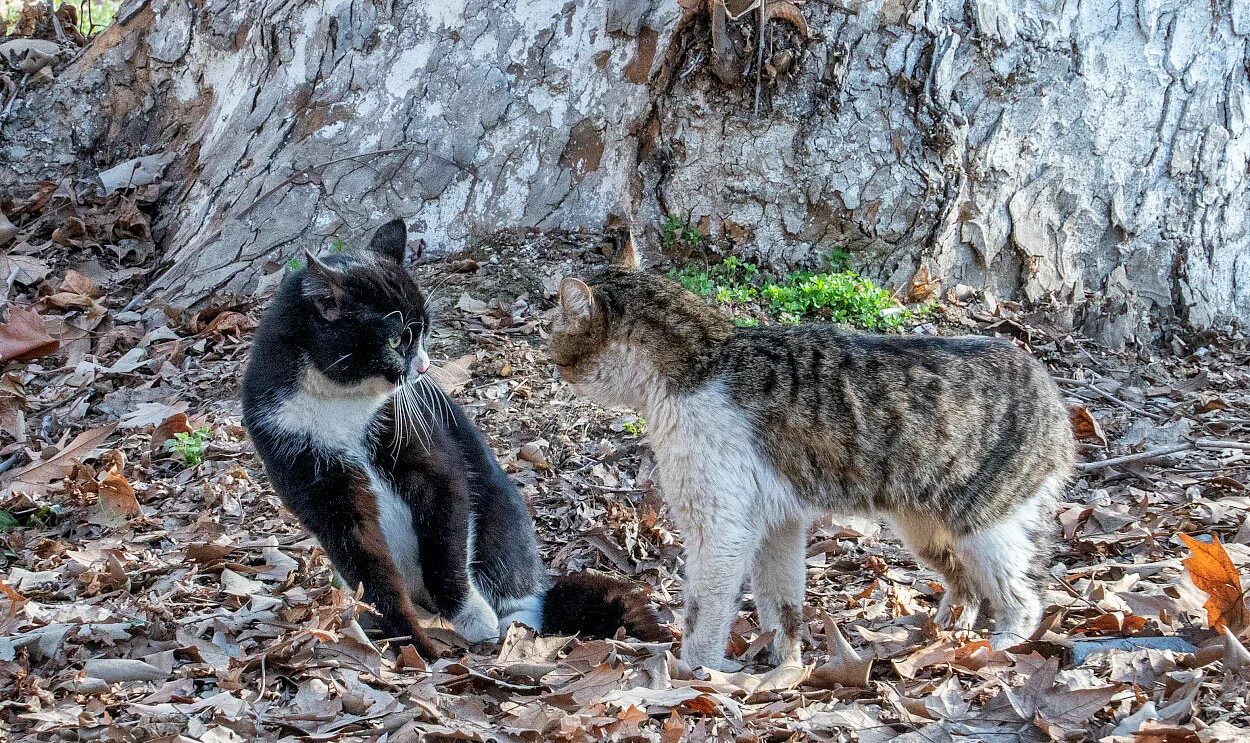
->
[647, 381, 808, 533]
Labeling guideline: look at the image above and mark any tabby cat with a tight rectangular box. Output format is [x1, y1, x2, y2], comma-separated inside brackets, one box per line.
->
[550, 250, 1074, 670]
[242, 220, 667, 659]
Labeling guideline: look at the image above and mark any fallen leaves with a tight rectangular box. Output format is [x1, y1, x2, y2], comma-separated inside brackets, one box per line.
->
[2, 238, 1249, 740]
[1179, 533, 1248, 633]
[1, 424, 116, 497]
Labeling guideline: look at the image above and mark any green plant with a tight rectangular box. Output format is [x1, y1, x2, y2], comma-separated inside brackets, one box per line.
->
[0, 510, 19, 530]
[286, 257, 305, 272]
[621, 417, 648, 436]
[172, 427, 214, 466]
[661, 215, 704, 250]
[329, 238, 350, 254]
[668, 253, 916, 331]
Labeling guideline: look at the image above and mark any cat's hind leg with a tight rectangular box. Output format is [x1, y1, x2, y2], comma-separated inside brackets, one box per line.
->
[950, 480, 1058, 650]
[751, 517, 808, 666]
[889, 513, 982, 631]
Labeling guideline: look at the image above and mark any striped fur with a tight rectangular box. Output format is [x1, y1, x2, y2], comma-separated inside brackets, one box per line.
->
[553, 268, 1075, 668]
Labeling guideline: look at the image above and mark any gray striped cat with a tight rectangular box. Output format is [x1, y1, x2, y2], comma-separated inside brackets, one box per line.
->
[549, 252, 1074, 670]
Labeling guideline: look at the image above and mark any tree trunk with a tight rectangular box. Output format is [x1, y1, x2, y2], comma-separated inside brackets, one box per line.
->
[5, 0, 1247, 344]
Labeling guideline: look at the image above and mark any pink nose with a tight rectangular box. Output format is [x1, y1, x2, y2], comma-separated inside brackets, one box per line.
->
[417, 361, 429, 374]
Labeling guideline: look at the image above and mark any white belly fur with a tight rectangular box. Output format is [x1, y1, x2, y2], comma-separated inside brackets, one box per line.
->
[367, 466, 432, 608]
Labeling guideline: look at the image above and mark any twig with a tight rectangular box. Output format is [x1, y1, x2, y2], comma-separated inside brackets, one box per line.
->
[1077, 439, 1250, 471]
[0, 451, 24, 476]
[1052, 376, 1167, 421]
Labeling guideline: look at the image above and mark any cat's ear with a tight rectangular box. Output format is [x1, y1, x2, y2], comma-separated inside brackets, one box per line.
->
[614, 228, 641, 270]
[303, 250, 345, 321]
[368, 219, 408, 263]
[559, 277, 595, 322]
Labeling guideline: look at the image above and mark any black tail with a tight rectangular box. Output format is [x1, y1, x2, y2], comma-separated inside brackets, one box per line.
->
[541, 572, 672, 642]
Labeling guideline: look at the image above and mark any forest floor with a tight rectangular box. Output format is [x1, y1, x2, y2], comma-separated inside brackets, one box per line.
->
[3, 218, 1250, 742]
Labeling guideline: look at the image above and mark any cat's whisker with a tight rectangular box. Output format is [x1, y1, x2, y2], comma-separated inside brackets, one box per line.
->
[421, 272, 458, 308]
[402, 383, 433, 450]
[420, 375, 454, 428]
[414, 378, 444, 430]
[325, 353, 353, 372]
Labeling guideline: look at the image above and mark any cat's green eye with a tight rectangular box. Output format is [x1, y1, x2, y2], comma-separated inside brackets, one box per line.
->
[388, 336, 402, 350]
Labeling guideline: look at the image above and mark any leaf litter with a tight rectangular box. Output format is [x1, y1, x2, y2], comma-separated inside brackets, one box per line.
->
[1, 233, 1249, 741]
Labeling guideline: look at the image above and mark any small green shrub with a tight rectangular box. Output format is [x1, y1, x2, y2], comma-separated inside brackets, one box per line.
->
[621, 417, 648, 436]
[329, 238, 350, 254]
[668, 253, 916, 331]
[172, 427, 214, 467]
[661, 215, 704, 250]
[286, 258, 305, 272]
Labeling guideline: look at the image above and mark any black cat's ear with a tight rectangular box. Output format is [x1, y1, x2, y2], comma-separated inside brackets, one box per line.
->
[368, 219, 408, 263]
[303, 250, 345, 321]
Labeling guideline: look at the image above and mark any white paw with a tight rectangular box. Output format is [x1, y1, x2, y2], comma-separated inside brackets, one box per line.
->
[768, 637, 803, 667]
[681, 643, 730, 672]
[453, 592, 500, 643]
[497, 594, 544, 634]
[499, 608, 544, 633]
[935, 595, 979, 631]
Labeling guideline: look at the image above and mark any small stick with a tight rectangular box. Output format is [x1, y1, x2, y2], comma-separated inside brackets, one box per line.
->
[1077, 439, 1250, 471]
[1052, 376, 1167, 421]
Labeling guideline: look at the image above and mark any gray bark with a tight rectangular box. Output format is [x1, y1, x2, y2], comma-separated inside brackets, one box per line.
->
[3, 0, 1247, 342]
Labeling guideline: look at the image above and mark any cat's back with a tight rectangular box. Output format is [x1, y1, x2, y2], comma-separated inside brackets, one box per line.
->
[716, 323, 1059, 411]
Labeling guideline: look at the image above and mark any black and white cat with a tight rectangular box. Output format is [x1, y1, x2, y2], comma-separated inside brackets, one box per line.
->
[241, 220, 667, 657]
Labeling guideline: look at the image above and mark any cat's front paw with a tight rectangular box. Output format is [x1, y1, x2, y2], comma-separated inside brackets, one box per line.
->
[452, 592, 500, 643]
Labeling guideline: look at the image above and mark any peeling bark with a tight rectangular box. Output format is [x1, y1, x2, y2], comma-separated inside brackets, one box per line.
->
[1, 0, 1245, 342]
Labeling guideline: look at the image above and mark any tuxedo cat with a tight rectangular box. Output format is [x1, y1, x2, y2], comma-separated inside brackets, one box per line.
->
[242, 220, 667, 658]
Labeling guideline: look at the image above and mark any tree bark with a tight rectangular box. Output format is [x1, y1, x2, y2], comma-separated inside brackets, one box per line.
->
[3, 0, 1247, 343]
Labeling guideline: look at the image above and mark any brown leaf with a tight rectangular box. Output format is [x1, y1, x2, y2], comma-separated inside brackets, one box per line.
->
[0, 306, 60, 362]
[1179, 534, 1248, 632]
[807, 620, 873, 688]
[1069, 404, 1107, 446]
[1, 424, 116, 496]
[98, 472, 139, 517]
[905, 263, 940, 304]
[150, 413, 194, 453]
[58, 269, 103, 298]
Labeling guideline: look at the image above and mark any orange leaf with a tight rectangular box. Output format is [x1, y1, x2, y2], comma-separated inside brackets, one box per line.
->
[98, 472, 140, 518]
[1068, 404, 1107, 446]
[1179, 533, 1248, 632]
[0, 306, 59, 362]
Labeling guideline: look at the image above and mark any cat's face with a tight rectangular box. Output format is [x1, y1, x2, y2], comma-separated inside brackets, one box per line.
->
[551, 264, 736, 408]
[549, 276, 616, 399]
[549, 269, 672, 409]
[298, 220, 432, 394]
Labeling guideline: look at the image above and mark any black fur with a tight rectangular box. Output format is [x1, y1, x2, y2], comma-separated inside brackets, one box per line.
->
[242, 220, 665, 657]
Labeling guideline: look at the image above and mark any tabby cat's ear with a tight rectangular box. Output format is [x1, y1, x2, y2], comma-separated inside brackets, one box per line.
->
[614, 228, 640, 270]
[368, 219, 408, 263]
[303, 250, 345, 321]
[559, 278, 595, 322]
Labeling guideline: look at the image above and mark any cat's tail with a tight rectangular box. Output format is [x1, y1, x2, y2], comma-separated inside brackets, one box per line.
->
[540, 572, 672, 642]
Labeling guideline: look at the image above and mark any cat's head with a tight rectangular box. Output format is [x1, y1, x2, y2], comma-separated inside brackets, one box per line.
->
[294, 220, 431, 394]
[550, 241, 732, 407]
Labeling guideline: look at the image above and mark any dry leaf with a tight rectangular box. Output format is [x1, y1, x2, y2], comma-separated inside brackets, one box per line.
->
[807, 620, 874, 688]
[1069, 404, 1107, 446]
[1179, 534, 1248, 632]
[2, 424, 115, 496]
[0, 306, 60, 362]
[906, 264, 940, 304]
